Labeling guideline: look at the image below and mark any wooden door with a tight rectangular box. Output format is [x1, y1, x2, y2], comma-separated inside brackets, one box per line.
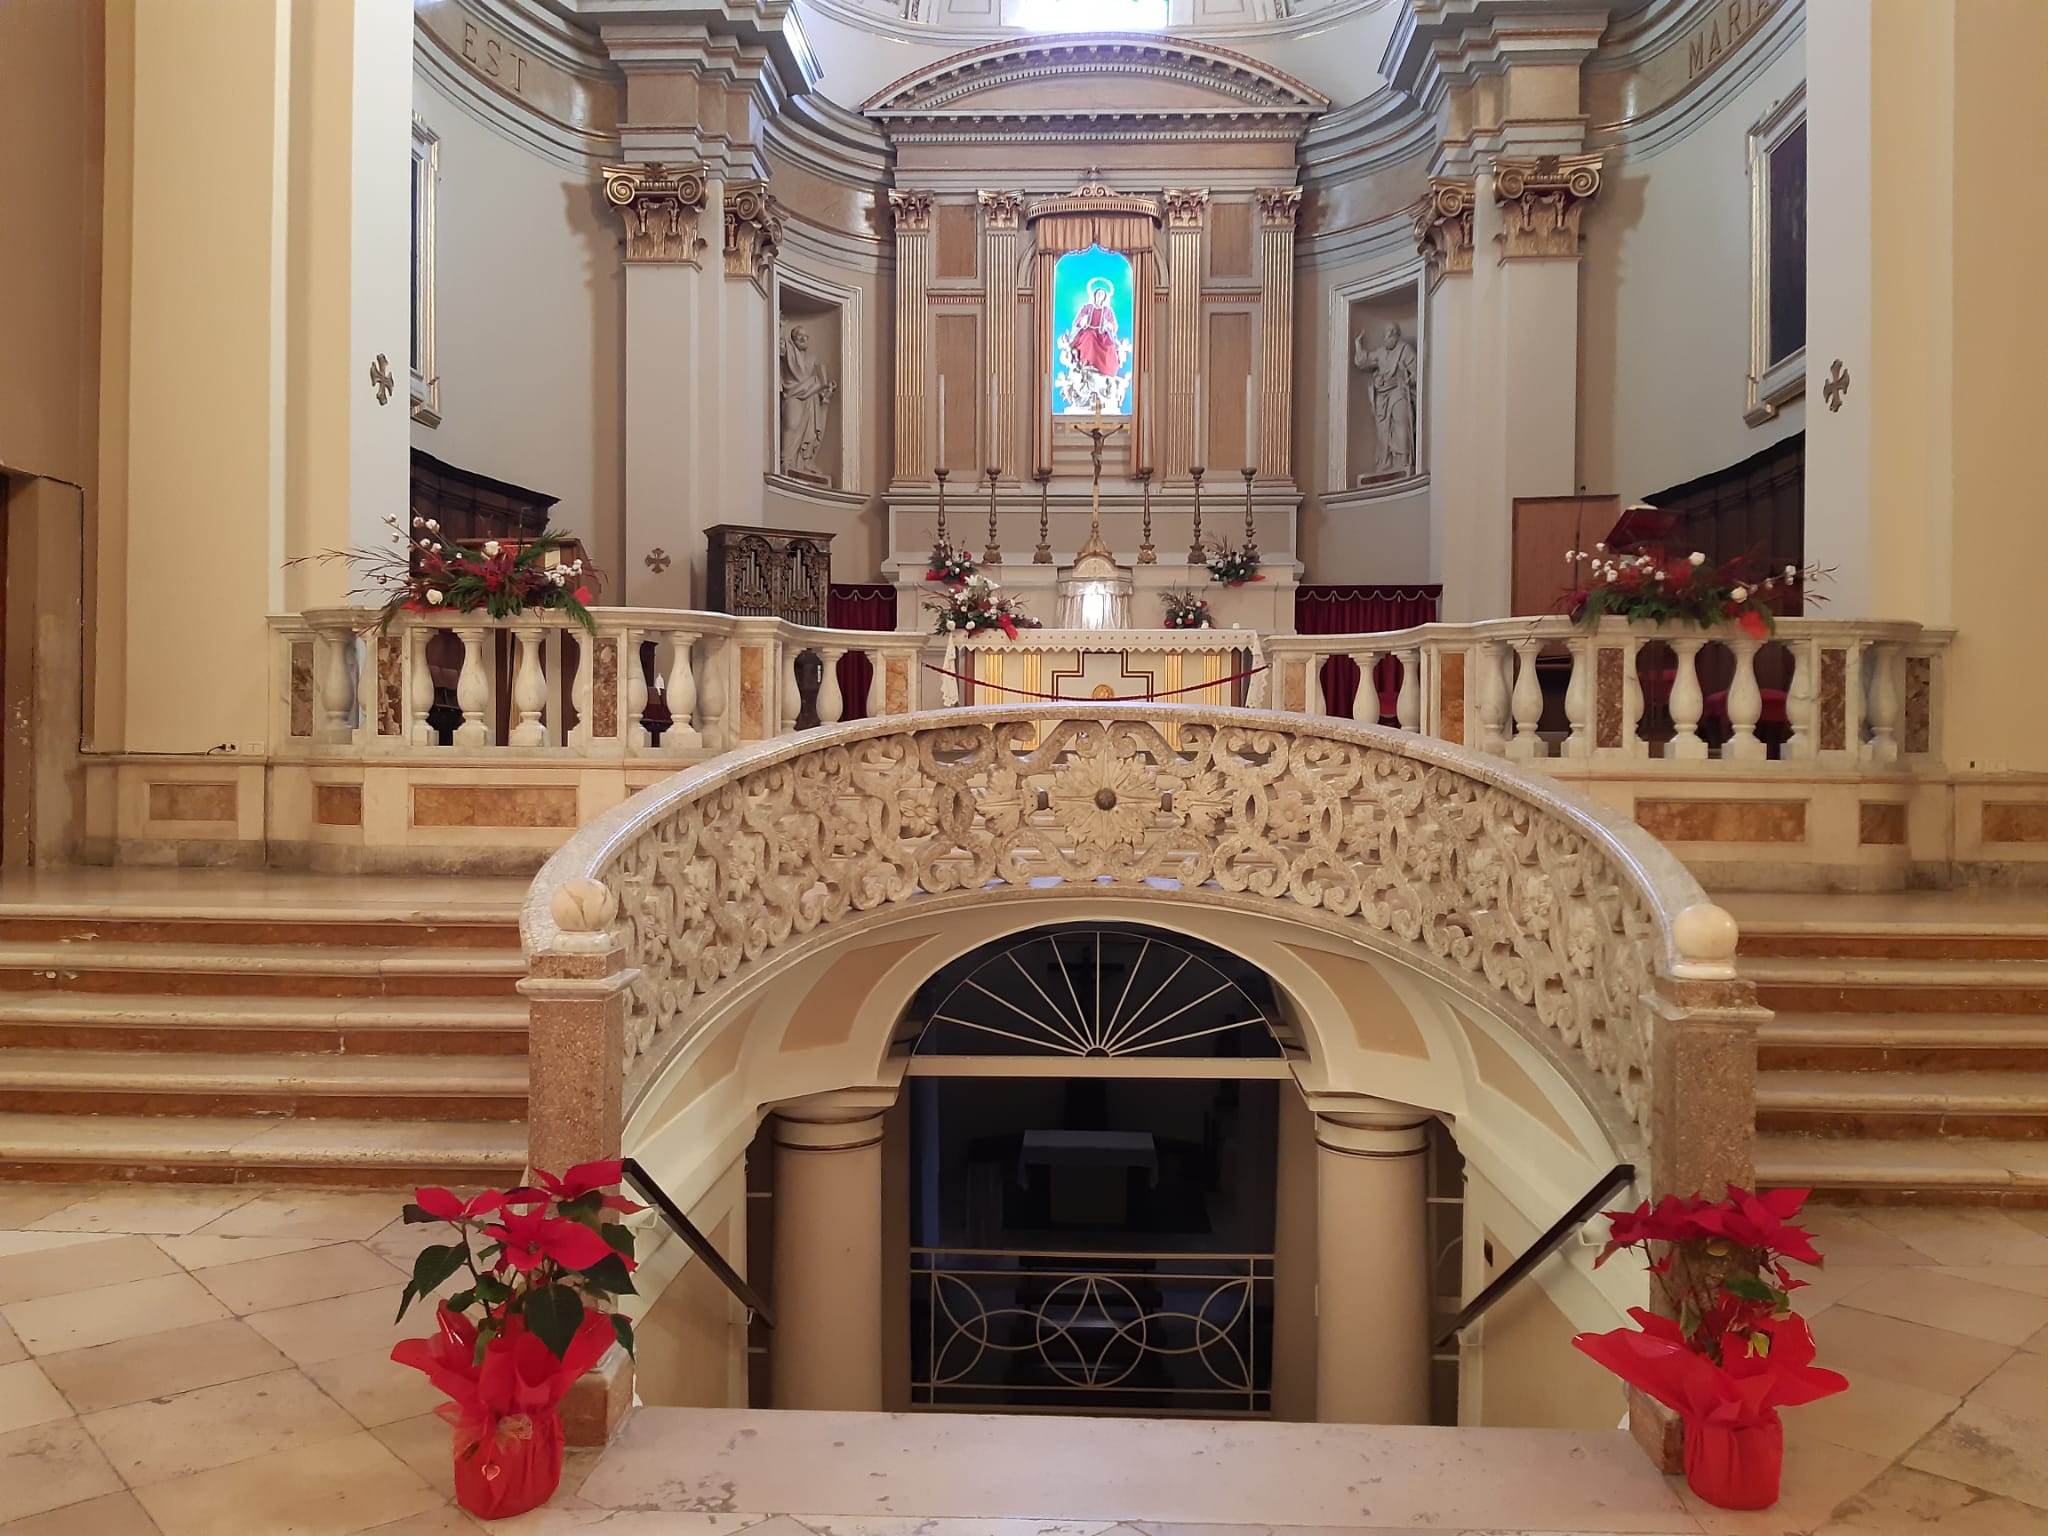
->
[1511, 494, 1619, 617]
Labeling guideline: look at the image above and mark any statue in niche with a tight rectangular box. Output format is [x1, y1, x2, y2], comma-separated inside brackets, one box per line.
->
[1353, 320, 1418, 478]
[779, 323, 837, 485]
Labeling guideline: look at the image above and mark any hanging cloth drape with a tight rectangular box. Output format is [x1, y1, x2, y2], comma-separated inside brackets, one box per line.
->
[828, 584, 898, 722]
[1294, 584, 1442, 720]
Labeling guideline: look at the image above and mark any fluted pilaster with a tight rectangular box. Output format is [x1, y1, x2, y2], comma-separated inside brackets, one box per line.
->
[1162, 188, 1208, 478]
[1256, 187, 1300, 479]
[979, 190, 1025, 481]
[890, 190, 936, 479]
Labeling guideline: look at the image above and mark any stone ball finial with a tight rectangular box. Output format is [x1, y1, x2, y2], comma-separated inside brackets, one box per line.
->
[552, 878, 617, 934]
[1673, 902, 1739, 964]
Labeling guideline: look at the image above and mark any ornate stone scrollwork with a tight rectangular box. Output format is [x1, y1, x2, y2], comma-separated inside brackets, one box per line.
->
[602, 162, 708, 265]
[1256, 186, 1302, 229]
[1412, 176, 1475, 277]
[1161, 188, 1210, 229]
[585, 712, 1663, 1131]
[888, 189, 935, 232]
[977, 189, 1024, 232]
[723, 180, 783, 285]
[1492, 154, 1604, 260]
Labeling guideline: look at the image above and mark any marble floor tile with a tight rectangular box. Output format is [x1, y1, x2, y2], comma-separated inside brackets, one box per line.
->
[2, 1271, 229, 1356]
[0, 1360, 73, 1437]
[0, 1188, 104, 1231]
[1806, 1306, 2016, 1397]
[352, 1510, 481, 1535]
[1844, 1269, 2048, 1346]
[801, 1522, 1120, 1536]
[0, 1233, 119, 1260]
[26, 1188, 257, 1238]
[0, 1233, 178, 1306]
[81, 1367, 358, 1485]
[372, 1412, 456, 1500]
[192, 1241, 405, 1316]
[2026, 1321, 2048, 1356]
[190, 1191, 404, 1243]
[1815, 1466, 2048, 1535]
[247, 1285, 437, 1368]
[1963, 1350, 2048, 1425]
[153, 1234, 340, 1271]
[1797, 1211, 1940, 1269]
[1787, 1371, 1960, 1460]
[0, 1489, 163, 1536]
[133, 1430, 442, 1536]
[306, 1348, 449, 1430]
[1859, 1209, 2048, 1268]
[1676, 1436, 1888, 1536]
[1904, 1399, 2048, 1511]
[0, 1419, 124, 1525]
[1934, 1265, 2048, 1300]
[1783, 1264, 1885, 1319]
[0, 1319, 21, 1368]
[37, 1316, 291, 1413]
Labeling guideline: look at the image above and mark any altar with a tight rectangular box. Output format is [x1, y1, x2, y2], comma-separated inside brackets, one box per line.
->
[940, 627, 1267, 709]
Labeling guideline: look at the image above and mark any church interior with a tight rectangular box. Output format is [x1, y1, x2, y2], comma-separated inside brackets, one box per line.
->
[1, 0, 2046, 1531]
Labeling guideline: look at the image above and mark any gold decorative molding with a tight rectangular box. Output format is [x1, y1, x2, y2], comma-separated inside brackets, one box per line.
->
[1255, 186, 1302, 230]
[723, 180, 783, 285]
[978, 189, 1024, 232]
[1492, 154, 1603, 260]
[1162, 188, 1210, 229]
[1412, 176, 1474, 277]
[603, 162, 707, 265]
[888, 189, 935, 232]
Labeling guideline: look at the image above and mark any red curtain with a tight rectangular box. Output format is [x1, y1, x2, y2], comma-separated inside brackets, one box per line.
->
[1294, 585, 1440, 720]
[829, 585, 898, 722]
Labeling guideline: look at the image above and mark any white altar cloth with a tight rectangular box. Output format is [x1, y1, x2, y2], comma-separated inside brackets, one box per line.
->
[940, 628, 1268, 708]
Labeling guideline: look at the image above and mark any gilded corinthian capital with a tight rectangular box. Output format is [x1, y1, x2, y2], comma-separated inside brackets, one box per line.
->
[1492, 153, 1603, 259]
[1256, 186, 1302, 229]
[602, 162, 708, 265]
[1412, 176, 1475, 277]
[888, 189, 935, 233]
[978, 190, 1024, 232]
[1161, 188, 1210, 229]
[723, 180, 783, 285]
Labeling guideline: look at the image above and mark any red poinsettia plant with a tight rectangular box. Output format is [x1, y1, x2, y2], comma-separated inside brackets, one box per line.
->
[1563, 545, 1824, 640]
[390, 1162, 642, 1520]
[1573, 1185, 1847, 1511]
[927, 540, 977, 587]
[288, 513, 604, 635]
[1203, 542, 1263, 588]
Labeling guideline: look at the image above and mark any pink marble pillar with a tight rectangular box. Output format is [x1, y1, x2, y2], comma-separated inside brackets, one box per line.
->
[1314, 1101, 1433, 1424]
[770, 1094, 890, 1410]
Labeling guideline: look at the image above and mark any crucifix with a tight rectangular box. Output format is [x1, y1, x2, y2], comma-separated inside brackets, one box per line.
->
[1063, 404, 1128, 557]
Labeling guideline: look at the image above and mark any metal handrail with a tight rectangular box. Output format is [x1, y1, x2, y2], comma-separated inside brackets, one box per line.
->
[1433, 1162, 1635, 1348]
[621, 1156, 775, 1330]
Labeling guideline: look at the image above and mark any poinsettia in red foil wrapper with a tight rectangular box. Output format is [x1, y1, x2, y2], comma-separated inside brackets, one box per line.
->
[1572, 1185, 1846, 1510]
[390, 1160, 643, 1520]
[1560, 540, 1827, 639]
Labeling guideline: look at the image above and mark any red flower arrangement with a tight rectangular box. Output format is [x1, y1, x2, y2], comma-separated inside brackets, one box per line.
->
[927, 541, 977, 587]
[288, 514, 604, 634]
[1572, 1185, 1846, 1510]
[924, 576, 1038, 640]
[1203, 542, 1263, 588]
[1563, 545, 1824, 640]
[1162, 591, 1214, 630]
[391, 1161, 641, 1520]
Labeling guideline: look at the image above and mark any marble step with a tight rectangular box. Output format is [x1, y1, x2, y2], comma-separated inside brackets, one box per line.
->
[0, 992, 528, 1054]
[1758, 1010, 2048, 1070]
[0, 1111, 527, 1186]
[1741, 929, 2048, 961]
[1755, 1069, 2048, 1138]
[1742, 955, 2048, 1015]
[0, 1048, 528, 1120]
[1758, 1133, 2048, 1207]
[0, 939, 525, 998]
[0, 913, 518, 948]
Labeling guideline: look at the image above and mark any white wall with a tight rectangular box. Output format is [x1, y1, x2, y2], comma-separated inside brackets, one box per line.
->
[1578, 38, 1807, 505]
[411, 75, 624, 578]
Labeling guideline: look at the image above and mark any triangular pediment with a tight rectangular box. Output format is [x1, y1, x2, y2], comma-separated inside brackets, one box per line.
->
[862, 34, 1328, 137]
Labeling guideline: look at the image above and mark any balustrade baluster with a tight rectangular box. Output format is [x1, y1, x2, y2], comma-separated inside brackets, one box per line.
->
[1349, 652, 1377, 724]
[665, 631, 702, 750]
[509, 626, 548, 747]
[568, 629, 594, 752]
[410, 627, 437, 746]
[1784, 638, 1817, 761]
[1621, 633, 1645, 760]
[817, 648, 846, 726]
[858, 650, 878, 719]
[1724, 632, 1766, 762]
[1561, 636, 1592, 759]
[698, 636, 730, 748]
[1475, 641, 1509, 753]
[1668, 637, 1707, 761]
[1395, 649, 1420, 731]
[627, 631, 652, 749]
[313, 626, 357, 744]
[781, 649, 802, 735]
[453, 627, 492, 747]
[1506, 639, 1544, 761]
[1866, 641, 1902, 765]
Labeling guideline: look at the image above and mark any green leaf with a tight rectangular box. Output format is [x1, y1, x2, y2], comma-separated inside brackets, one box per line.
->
[1722, 1271, 1779, 1303]
[411, 1242, 469, 1301]
[444, 1287, 477, 1315]
[1678, 1297, 1702, 1340]
[608, 1313, 636, 1360]
[523, 1284, 586, 1361]
[394, 1283, 419, 1325]
[401, 1204, 442, 1225]
[577, 1252, 638, 1298]
[598, 1223, 636, 1258]
[474, 1273, 512, 1306]
[559, 1190, 605, 1223]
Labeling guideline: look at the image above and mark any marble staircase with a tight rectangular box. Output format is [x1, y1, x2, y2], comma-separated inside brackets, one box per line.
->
[1738, 894, 2048, 1205]
[0, 882, 530, 1185]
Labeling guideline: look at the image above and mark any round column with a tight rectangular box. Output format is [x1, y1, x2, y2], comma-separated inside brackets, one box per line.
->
[1314, 1102, 1433, 1424]
[771, 1096, 887, 1410]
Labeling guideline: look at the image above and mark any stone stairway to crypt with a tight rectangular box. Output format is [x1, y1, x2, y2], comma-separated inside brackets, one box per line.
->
[1739, 892, 2048, 1206]
[0, 878, 530, 1184]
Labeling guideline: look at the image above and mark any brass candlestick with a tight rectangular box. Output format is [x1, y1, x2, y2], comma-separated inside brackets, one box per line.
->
[1240, 467, 1258, 564]
[1033, 469, 1054, 563]
[982, 467, 1002, 565]
[1136, 468, 1156, 564]
[1187, 466, 1207, 565]
[934, 468, 950, 548]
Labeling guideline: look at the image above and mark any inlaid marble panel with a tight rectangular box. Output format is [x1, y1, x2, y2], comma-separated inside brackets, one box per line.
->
[288, 643, 313, 739]
[148, 783, 237, 824]
[1437, 651, 1465, 745]
[1904, 655, 1932, 754]
[313, 785, 363, 828]
[1635, 798, 1807, 843]
[1982, 802, 2048, 844]
[739, 646, 766, 739]
[1859, 801, 1908, 846]
[593, 638, 619, 740]
[1819, 648, 1847, 751]
[1595, 647, 1623, 749]
[1281, 658, 1306, 714]
[376, 638, 404, 736]
[412, 785, 578, 829]
[885, 656, 910, 716]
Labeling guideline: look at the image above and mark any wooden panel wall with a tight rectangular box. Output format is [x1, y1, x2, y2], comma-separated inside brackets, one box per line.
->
[1206, 310, 1253, 472]
[934, 313, 981, 473]
[934, 204, 979, 281]
[1209, 201, 1254, 279]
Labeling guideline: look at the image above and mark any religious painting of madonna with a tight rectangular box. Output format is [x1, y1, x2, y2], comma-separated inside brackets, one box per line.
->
[1053, 245, 1135, 416]
[1745, 83, 1806, 426]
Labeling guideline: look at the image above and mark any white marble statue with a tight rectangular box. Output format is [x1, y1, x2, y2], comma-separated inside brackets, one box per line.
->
[1353, 320, 1418, 477]
[779, 324, 837, 483]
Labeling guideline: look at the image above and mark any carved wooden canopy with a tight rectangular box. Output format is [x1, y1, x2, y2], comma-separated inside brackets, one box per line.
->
[861, 35, 1329, 143]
